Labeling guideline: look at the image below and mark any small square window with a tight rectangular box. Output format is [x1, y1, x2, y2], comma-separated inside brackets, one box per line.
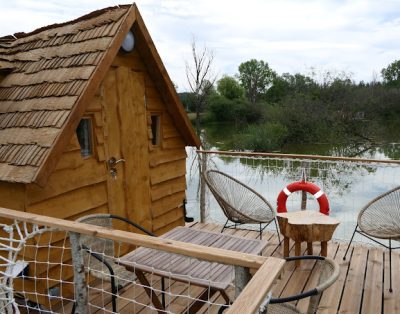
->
[76, 118, 93, 157]
[151, 115, 161, 146]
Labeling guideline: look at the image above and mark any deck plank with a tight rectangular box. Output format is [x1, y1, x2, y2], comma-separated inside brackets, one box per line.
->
[338, 245, 368, 313]
[383, 249, 400, 313]
[272, 241, 306, 298]
[317, 242, 351, 314]
[361, 247, 383, 314]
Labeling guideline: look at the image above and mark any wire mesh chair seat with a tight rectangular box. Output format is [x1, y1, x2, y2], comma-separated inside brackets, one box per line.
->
[266, 256, 339, 314]
[75, 213, 155, 312]
[343, 185, 400, 292]
[357, 186, 400, 239]
[203, 169, 280, 240]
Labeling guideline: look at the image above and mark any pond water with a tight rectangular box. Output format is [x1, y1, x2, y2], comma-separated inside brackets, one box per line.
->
[186, 123, 400, 242]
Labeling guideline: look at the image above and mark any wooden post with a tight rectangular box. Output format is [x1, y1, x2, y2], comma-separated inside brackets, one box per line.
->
[321, 241, 328, 257]
[283, 237, 290, 258]
[307, 242, 313, 255]
[227, 258, 285, 314]
[300, 163, 307, 210]
[295, 242, 301, 267]
[69, 232, 87, 314]
[301, 190, 307, 210]
[198, 151, 207, 223]
[234, 266, 251, 298]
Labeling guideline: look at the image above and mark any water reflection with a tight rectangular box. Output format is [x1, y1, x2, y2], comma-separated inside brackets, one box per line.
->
[201, 122, 400, 160]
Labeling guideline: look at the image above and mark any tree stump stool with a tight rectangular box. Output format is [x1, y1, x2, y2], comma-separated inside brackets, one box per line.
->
[276, 210, 340, 266]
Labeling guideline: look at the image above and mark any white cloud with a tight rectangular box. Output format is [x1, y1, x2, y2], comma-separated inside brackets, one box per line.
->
[1, 0, 400, 90]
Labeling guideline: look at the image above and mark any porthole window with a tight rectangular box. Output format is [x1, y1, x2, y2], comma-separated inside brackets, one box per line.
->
[76, 118, 93, 157]
[151, 115, 161, 146]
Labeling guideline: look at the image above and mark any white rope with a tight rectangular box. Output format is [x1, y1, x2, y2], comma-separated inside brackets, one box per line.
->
[258, 291, 272, 313]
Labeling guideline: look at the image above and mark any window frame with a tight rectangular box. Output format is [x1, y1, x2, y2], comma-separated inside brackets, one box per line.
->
[150, 113, 162, 147]
[76, 117, 95, 159]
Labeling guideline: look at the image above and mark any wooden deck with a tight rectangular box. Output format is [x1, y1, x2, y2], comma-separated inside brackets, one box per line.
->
[61, 222, 400, 314]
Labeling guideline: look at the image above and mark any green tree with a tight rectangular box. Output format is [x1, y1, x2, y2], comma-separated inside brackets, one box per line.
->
[217, 75, 244, 100]
[238, 59, 276, 104]
[285, 73, 318, 93]
[179, 92, 194, 111]
[381, 60, 400, 87]
[265, 75, 290, 102]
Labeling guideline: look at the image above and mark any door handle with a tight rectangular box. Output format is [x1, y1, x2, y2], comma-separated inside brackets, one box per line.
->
[108, 157, 125, 167]
[107, 157, 125, 180]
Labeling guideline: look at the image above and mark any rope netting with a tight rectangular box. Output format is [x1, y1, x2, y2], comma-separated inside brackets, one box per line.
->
[0, 219, 255, 314]
[187, 149, 400, 241]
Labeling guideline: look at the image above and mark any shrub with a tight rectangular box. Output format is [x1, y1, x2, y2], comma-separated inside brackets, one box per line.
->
[234, 122, 288, 152]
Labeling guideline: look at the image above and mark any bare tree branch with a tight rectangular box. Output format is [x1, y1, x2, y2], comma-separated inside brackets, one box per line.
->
[185, 37, 216, 135]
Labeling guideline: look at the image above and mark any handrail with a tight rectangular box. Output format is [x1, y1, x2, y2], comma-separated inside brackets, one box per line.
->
[226, 258, 285, 314]
[197, 149, 400, 165]
[0, 207, 273, 270]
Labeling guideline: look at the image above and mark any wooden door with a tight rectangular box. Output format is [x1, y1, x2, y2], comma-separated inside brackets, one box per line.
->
[102, 66, 152, 231]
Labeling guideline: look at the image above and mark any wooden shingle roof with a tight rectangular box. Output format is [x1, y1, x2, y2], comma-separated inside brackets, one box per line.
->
[0, 4, 199, 185]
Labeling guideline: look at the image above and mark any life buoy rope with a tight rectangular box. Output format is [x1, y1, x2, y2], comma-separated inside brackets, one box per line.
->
[277, 181, 330, 215]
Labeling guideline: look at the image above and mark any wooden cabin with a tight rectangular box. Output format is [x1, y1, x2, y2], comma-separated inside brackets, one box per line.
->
[0, 4, 201, 307]
[0, 4, 200, 234]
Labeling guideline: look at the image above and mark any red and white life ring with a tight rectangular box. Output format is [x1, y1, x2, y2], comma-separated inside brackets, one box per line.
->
[277, 181, 330, 215]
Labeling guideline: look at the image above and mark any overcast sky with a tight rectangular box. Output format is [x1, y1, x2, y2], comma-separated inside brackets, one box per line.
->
[1, 0, 400, 91]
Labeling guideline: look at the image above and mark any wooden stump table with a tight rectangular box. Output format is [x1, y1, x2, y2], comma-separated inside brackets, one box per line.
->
[277, 210, 340, 265]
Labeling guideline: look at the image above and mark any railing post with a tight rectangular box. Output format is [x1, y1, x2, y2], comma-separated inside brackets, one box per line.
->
[301, 191, 307, 210]
[198, 151, 207, 223]
[69, 232, 87, 314]
[234, 266, 251, 298]
[301, 164, 307, 210]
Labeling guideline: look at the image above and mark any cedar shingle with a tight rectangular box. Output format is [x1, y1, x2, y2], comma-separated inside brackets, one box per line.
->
[55, 111, 70, 128]
[0, 80, 87, 100]
[18, 145, 35, 165]
[0, 143, 49, 166]
[0, 127, 59, 146]
[6, 145, 22, 162]
[1, 66, 94, 87]
[0, 96, 77, 112]
[23, 145, 39, 165]
[30, 147, 48, 166]
[5, 112, 18, 128]
[9, 37, 111, 62]
[13, 145, 30, 165]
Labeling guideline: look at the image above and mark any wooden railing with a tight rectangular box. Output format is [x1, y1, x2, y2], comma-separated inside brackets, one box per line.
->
[0, 207, 285, 313]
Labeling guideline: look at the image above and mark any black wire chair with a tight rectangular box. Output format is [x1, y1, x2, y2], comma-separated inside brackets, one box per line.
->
[74, 214, 161, 313]
[343, 185, 400, 292]
[203, 169, 280, 240]
[219, 255, 339, 314]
